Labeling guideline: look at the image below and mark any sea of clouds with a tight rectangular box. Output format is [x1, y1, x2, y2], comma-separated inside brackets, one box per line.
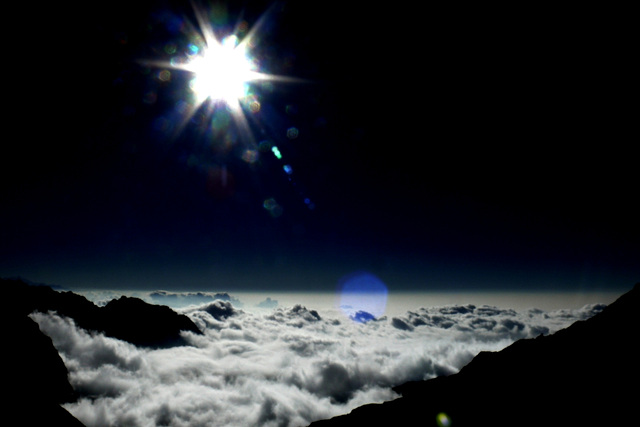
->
[30, 296, 605, 427]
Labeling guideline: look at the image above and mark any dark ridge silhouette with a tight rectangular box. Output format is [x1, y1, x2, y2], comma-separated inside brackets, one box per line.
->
[2, 278, 205, 426]
[310, 283, 640, 426]
[5, 306, 85, 425]
[8, 315, 76, 402]
[3, 278, 202, 348]
[101, 295, 203, 348]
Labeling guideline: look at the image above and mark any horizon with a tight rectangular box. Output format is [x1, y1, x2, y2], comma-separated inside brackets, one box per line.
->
[62, 283, 627, 314]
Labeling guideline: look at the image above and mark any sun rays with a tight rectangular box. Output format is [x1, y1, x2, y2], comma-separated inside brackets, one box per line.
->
[141, 3, 299, 144]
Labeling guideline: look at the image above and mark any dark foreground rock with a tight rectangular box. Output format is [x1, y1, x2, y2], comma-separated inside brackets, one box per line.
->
[2, 278, 205, 426]
[6, 307, 85, 425]
[310, 283, 640, 427]
[3, 278, 202, 348]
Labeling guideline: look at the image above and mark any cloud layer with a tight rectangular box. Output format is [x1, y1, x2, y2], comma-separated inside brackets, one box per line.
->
[30, 299, 605, 427]
[150, 291, 244, 308]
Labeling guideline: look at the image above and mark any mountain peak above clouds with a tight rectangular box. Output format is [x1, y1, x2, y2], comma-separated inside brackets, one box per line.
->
[3, 278, 202, 348]
[310, 283, 640, 426]
[101, 295, 202, 347]
[3, 278, 205, 426]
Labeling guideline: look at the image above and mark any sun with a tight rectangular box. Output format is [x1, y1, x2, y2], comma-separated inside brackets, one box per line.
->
[141, 3, 297, 136]
[138, 4, 315, 209]
[178, 29, 275, 115]
[185, 34, 257, 106]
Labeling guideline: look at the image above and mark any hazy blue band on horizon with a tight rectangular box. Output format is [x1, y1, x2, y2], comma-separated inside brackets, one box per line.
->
[73, 289, 623, 315]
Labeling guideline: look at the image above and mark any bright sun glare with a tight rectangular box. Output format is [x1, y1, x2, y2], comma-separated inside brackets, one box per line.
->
[182, 33, 269, 111]
[142, 3, 296, 137]
[186, 35, 254, 105]
[139, 4, 315, 209]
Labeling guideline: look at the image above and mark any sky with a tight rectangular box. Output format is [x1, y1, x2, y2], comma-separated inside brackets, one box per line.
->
[2, 0, 638, 294]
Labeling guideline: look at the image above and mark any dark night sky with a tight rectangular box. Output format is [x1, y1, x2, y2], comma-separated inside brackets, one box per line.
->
[2, 1, 637, 292]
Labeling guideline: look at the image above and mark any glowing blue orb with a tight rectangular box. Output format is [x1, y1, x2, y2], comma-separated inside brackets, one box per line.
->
[337, 271, 388, 323]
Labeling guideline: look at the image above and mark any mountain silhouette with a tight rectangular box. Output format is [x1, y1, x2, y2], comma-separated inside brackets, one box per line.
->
[2, 278, 204, 426]
[3, 278, 202, 348]
[100, 295, 203, 348]
[310, 283, 640, 426]
[6, 314, 85, 426]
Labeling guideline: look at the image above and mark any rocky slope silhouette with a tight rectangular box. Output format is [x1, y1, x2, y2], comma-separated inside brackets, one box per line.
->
[6, 313, 85, 426]
[4, 278, 202, 348]
[310, 283, 639, 426]
[2, 278, 204, 426]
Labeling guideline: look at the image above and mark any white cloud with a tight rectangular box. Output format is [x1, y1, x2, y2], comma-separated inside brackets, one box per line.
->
[29, 299, 603, 427]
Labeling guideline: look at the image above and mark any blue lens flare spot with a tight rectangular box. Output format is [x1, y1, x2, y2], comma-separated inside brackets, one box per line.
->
[337, 271, 388, 323]
[286, 127, 299, 139]
[283, 164, 293, 174]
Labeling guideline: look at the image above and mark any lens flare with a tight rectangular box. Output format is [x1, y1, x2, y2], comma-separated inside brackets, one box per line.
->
[271, 146, 283, 160]
[337, 272, 388, 323]
[436, 412, 452, 427]
[140, 3, 300, 139]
